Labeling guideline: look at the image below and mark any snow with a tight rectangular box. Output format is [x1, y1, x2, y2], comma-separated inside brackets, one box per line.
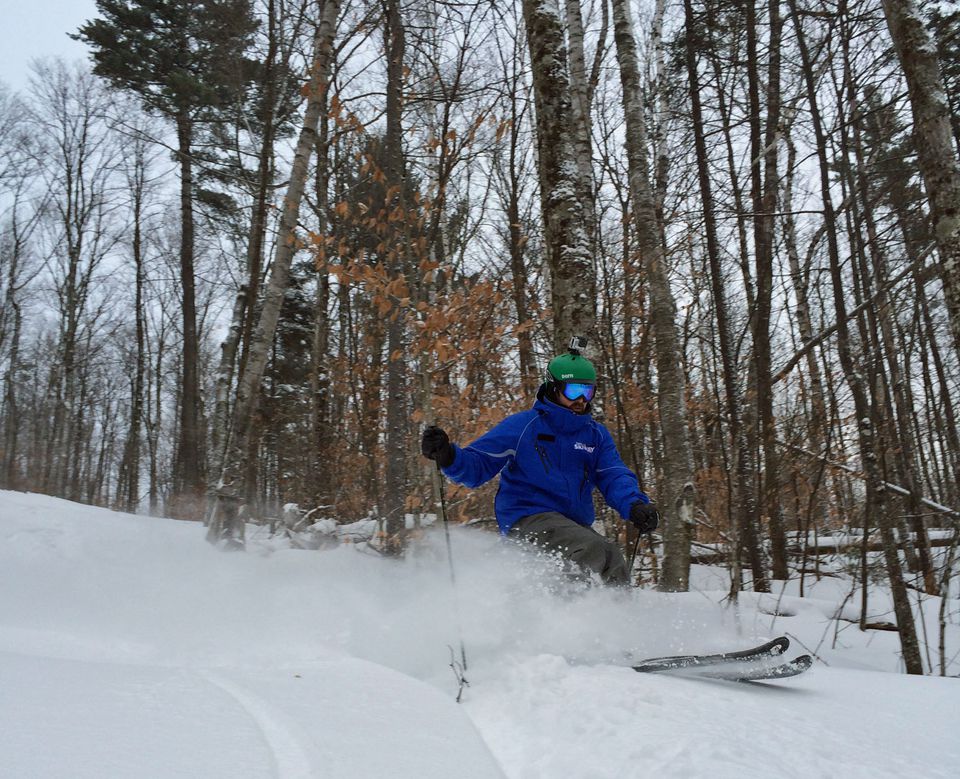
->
[1, 489, 959, 778]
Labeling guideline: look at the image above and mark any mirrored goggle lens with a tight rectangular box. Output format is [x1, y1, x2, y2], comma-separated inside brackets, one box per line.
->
[561, 382, 595, 402]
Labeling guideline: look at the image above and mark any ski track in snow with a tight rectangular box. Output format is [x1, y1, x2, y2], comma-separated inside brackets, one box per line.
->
[198, 671, 317, 779]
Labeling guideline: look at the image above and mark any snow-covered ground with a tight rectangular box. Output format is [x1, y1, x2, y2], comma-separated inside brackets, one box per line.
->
[1, 490, 958, 778]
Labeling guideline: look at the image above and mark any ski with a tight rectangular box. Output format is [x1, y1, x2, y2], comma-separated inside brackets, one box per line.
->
[675, 653, 814, 682]
[631, 636, 790, 674]
[715, 654, 813, 682]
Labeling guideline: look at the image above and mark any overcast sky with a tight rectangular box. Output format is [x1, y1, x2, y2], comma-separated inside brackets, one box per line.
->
[1, 0, 98, 93]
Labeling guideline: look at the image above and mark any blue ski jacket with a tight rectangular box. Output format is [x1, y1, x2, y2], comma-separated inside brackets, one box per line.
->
[442, 386, 650, 534]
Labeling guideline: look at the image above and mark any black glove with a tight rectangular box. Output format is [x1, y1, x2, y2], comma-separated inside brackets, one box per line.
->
[421, 425, 456, 468]
[629, 501, 660, 534]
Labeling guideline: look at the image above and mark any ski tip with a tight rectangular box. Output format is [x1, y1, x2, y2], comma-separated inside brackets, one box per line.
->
[770, 636, 790, 655]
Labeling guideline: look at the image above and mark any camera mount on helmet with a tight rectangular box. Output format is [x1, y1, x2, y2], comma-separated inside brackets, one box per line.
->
[568, 335, 588, 356]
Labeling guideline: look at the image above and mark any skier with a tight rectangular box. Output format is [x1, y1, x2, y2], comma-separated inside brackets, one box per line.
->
[420, 341, 659, 585]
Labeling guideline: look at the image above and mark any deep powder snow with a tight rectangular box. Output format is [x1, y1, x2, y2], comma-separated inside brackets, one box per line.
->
[1, 490, 957, 778]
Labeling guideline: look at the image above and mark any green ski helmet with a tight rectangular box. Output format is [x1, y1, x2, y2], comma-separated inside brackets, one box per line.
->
[547, 352, 597, 383]
[547, 338, 598, 403]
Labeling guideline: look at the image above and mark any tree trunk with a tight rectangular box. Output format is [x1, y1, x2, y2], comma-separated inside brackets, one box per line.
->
[117, 144, 147, 513]
[382, 0, 408, 552]
[847, 102, 937, 594]
[523, 0, 596, 349]
[210, 0, 283, 494]
[883, 0, 960, 353]
[209, 0, 341, 546]
[172, 110, 203, 519]
[210, 287, 248, 492]
[237, 0, 282, 386]
[747, 0, 788, 580]
[611, 0, 695, 591]
[1, 192, 33, 489]
[563, 0, 597, 245]
[497, 32, 537, 392]
[311, 113, 333, 511]
[2, 294, 23, 489]
[783, 127, 831, 532]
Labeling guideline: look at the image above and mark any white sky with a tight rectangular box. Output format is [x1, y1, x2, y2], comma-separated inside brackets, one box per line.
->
[1, 0, 98, 92]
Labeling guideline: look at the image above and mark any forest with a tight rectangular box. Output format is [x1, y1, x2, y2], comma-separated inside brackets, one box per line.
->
[0, 0, 958, 676]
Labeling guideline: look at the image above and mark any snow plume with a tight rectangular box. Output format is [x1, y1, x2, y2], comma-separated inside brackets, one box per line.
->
[0, 491, 726, 687]
[322, 528, 735, 685]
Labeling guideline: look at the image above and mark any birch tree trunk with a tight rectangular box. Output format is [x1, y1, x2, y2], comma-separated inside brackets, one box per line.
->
[611, 0, 695, 591]
[523, 0, 596, 349]
[208, 0, 341, 546]
[883, 0, 960, 353]
[210, 0, 284, 487]
[563, 0, 597, 244]
[209, 287, 247, 491]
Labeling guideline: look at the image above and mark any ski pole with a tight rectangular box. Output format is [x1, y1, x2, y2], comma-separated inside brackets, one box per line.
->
[627, 528, 645, 585]
[434, 461, 469, 699]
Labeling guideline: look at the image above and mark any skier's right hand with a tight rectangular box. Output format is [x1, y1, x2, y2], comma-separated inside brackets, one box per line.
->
[421, 425, 456, 468]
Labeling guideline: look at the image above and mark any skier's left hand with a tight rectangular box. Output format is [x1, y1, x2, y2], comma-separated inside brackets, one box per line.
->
[629, 501, 660, 534]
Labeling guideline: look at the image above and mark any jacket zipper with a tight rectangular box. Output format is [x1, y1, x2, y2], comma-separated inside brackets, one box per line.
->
[579, 464, 589, 495]
[535, 443, 551, 473]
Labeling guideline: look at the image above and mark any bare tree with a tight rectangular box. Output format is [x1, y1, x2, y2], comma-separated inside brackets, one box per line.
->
[1, 91, 46, 488]
[789, 0, 923, 673]
[489, 8, 538, 392]
[562, 0, 602, 244]
[682, 0, 768, 594]
[114, 109, 160, 513]
[745, 0, 789, 579]
[26, 61, 121, 499]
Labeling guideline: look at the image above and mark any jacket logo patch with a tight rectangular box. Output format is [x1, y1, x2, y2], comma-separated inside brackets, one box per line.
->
[574, 442, 595, 453]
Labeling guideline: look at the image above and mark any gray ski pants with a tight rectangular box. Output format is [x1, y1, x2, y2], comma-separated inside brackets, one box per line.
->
[510, 512, 630, 586]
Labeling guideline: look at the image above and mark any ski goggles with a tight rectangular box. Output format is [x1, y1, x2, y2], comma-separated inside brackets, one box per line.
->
[559, 381, 596, 402]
